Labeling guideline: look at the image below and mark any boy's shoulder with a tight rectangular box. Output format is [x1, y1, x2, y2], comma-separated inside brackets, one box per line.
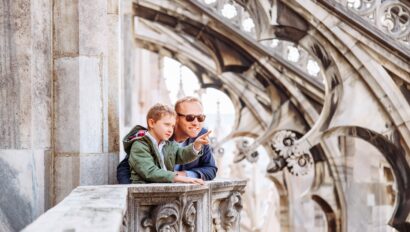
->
[130, 131, 152, 148]
[123, 125, 148, 154]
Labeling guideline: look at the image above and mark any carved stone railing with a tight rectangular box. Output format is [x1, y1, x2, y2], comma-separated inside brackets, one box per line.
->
[324, 0, 410, 54]
[127, 183, 210, 231]
[208, 179, 246, 232]
[22, 179, 247, 232]
[195, 0, 325, 83]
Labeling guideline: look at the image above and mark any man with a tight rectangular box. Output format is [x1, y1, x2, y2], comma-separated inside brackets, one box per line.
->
[117, 96, 218, 184]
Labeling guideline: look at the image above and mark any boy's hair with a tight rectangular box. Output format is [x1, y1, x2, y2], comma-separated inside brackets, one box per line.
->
[146, 103, 176, 127]
[175, 96, 203, 112]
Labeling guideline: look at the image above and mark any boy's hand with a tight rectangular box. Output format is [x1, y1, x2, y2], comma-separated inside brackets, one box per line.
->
[193, 130, 212, 151]
[173, 175, 204, 185]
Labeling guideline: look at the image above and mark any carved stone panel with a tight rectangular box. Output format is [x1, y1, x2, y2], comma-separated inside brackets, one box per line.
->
[212, 192, 243, 232]
[141, 200, 197, 232]
[127, 184, 210, 232]
[209, 179, 247, 232]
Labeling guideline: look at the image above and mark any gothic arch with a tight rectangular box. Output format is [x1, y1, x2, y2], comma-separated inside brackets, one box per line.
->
[324, 126, 410, 231]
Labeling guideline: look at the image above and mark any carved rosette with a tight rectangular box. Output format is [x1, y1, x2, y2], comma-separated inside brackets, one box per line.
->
[212, 192, 243, 231]
[142, 200, 197, 232]
[338, 0, 410, 47]
[270, 130, 314, 176]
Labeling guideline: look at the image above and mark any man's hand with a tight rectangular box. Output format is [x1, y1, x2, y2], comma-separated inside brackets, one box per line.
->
[173, 175, 204, 185]
[176, 171, 187, 177]
[193, 130, 212, 151]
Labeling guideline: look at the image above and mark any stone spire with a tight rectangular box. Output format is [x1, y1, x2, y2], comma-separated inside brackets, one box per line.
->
[213, 100, 222, 139]
[176, 64, 186, 99]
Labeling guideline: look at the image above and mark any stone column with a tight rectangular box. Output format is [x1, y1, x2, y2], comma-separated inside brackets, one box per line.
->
[53, 0, 119, 204]
[120, 0, 135, 160]
[120, 2, 171, 160]
[107, 0, 121, 185]
[0, 0, 53, 231]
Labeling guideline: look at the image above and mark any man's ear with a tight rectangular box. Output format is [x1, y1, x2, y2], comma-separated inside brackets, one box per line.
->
[147, 118, 155, 128]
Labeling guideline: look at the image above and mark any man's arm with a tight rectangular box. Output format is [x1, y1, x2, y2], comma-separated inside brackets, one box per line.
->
[179, 143, 218, 180]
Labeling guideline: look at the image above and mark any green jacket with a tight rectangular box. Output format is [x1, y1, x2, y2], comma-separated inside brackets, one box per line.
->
[127, 126, 202, 184]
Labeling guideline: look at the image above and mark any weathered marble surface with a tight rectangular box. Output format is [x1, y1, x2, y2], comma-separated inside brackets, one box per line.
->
[22, 186, 128, 232]
[23, 179, 247, 232]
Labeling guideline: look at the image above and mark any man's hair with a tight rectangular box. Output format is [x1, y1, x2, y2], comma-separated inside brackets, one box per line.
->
[175, 96, 203, 112]
[146, 103, 176, 126]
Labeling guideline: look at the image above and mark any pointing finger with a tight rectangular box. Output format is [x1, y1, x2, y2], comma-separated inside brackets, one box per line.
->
[201, 130, 212, 138]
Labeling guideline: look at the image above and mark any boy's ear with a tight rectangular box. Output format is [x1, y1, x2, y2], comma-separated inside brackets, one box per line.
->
[147, 118, 155, 128]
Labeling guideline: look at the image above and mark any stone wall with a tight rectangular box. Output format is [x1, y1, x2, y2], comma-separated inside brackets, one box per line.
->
[0, 0, 120, 231]
[52, 0, 120, 204]
[0, 0, 52, 231]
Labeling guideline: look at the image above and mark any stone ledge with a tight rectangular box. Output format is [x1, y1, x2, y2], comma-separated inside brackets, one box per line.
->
[22, 186, 128, 232]
[23, 179, 247, 232]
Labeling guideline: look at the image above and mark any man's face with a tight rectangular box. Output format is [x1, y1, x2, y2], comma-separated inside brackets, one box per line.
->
[175, 101, 205, 139]
[149, 114, 176, 142]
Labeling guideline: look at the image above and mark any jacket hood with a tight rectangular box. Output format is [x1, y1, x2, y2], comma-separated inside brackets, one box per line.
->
[123, 125, 147, 155]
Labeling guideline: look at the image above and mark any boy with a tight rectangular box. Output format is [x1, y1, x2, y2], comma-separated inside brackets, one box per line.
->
[126, 103, 211, 184]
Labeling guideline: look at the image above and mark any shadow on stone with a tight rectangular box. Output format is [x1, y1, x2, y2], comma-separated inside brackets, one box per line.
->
[0, 158, 33, 232]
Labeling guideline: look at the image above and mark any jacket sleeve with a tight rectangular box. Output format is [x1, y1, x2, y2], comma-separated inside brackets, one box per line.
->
[129, 141, 175, 183]
[186, 144, 218, 181]
[174, 143, 202, 165]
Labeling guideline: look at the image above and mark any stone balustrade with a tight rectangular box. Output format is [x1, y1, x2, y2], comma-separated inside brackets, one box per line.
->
[22, 178, 247, 232]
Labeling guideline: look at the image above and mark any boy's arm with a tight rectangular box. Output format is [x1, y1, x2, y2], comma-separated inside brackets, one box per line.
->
[175, 130, 212, 164]
[129, 141, 175, 183]
[174, 143, 202, 165]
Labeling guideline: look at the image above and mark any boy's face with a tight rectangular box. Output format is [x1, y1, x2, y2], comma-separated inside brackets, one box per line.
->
[148, 114, 176, 142]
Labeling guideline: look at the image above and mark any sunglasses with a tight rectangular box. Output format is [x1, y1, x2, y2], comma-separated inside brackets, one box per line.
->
[177, 113, 206, 122]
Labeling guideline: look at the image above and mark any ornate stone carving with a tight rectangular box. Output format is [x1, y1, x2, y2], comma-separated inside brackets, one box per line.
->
[142, 200, 197, 232]
[271, 130, 298, 158]
[286, 153, 314, 176]
[266, 155, 287, 173]
[121, 211, 128, 232]
[270, 130, 314, 176]
[212, 192, 243, 232]
[336, 0, 410, 48]
[233, 138, 259, 163]
[142, 201, 180, 232]
[182, 201, 196, 232]
[197, 0, 257, 38]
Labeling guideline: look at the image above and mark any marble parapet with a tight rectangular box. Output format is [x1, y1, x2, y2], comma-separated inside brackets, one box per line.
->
[23, 178, 247, 232]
